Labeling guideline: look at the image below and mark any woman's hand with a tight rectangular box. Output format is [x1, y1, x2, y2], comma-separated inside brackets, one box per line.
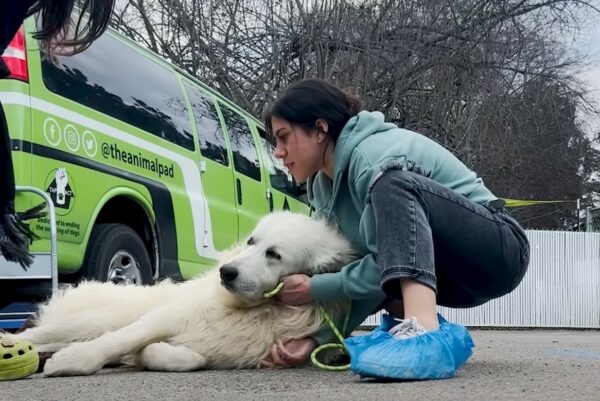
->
[259, 337, 317, 368]
[276, 274, 312, 305]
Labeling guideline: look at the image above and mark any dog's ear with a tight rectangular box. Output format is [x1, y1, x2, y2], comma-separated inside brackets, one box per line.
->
[305, 220, 357, 274]
[308, 239, 356, 274]
[311, 252, 353, 274]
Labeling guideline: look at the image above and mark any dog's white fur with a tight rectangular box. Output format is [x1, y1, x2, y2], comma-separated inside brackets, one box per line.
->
[4, 212, 355, 376]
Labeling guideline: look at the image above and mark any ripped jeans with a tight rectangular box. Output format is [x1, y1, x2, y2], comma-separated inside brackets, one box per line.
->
[371, 170, 530, 308]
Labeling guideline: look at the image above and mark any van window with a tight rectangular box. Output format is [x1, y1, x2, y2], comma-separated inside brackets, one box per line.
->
[185, 84, 228, 165]
[257, 128, 301, 198]
[220, 106, 261, 181]
[41, 33, 194, 151]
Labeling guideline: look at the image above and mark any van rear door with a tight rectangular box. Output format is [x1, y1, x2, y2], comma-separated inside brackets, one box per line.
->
[183, 81, 239, 252]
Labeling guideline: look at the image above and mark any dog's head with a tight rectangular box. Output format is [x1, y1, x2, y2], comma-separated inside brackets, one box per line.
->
[217, 211, 356, 303]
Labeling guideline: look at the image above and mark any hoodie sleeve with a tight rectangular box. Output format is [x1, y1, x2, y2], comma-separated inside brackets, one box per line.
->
[310, 254, 385, 302]
[308, 136, 391, 344]
[308, 146, 385, 302]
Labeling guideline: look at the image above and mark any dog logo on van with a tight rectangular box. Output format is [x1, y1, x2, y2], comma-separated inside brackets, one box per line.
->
[46, 168, 75, 212]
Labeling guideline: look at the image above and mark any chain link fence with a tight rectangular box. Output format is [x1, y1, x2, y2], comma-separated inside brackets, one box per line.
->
[587, 207, 600, 232]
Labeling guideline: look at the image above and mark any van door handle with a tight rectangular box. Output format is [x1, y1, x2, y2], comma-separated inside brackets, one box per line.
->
[266, 190, 273, 211]
[236, 178, 242, 205]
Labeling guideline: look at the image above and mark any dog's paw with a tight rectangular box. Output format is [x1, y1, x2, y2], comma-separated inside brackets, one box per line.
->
[43, 343, 105, 376]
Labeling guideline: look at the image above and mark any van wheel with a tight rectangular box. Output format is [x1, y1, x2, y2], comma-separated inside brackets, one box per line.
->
[82, 224, 152, 285]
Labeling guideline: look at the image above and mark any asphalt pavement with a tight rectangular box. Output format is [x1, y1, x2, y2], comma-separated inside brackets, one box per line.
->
[1, 329, 599, 401]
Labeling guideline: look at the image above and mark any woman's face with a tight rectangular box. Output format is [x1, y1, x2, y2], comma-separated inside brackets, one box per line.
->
[270, 116, 325, 183]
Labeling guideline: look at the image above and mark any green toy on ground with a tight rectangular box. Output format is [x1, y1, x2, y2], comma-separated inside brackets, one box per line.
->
[0, 337, 39, 380]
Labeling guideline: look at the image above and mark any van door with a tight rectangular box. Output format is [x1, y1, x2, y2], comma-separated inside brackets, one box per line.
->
[183, 82, 238, 252]
[254, 126, 310, 214]
[217, 103, 269, 240]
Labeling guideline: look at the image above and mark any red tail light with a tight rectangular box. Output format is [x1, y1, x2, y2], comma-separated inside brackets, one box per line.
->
[1, 26, 28, 82]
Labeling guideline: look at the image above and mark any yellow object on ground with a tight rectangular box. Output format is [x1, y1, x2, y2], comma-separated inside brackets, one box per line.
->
[0, 337, 39, 381]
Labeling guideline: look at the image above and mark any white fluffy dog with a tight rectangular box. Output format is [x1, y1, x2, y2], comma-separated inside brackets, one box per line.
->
[3, 212, 355, 376]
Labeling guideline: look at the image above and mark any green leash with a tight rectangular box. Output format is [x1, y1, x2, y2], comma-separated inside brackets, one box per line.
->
[263, 284, 350, 371]
[310, 305, 351, 371]
[263, 282, 284, 298]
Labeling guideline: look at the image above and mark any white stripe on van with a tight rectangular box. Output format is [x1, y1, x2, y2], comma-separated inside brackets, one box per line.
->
[0, 91, 221, 260]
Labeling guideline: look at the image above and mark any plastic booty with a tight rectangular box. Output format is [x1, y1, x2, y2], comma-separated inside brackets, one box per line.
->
[344, 314, 474, 380]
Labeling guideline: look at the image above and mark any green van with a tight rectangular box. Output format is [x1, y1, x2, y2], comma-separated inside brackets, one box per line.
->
[0, 19, 308, 290]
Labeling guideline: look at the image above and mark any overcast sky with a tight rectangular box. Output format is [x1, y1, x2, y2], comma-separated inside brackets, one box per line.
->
[573, 9, 600, 134]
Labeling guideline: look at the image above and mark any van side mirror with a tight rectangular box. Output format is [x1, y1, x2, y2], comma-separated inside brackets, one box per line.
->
[295, 182, 307, 197]
[269, 174, 288, 192]
[269, 173, 307, 198]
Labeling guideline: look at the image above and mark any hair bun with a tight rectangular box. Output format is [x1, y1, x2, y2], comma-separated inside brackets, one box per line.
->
[343, 87, 363, 115]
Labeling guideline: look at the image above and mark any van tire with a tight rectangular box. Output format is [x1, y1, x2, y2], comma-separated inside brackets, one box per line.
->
[82, 224, 153, 285]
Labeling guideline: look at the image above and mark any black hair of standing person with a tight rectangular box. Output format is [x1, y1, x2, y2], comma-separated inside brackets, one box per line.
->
[0, 0, 116, 269]
[28, 0, 117, 55]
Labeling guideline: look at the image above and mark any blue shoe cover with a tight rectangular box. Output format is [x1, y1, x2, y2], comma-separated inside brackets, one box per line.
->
[344, 314, 474, 380]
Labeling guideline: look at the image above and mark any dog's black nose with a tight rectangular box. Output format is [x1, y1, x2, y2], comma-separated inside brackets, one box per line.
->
[219, 265, 238, 283]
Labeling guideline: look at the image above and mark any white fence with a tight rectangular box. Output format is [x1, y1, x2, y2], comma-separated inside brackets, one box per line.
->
[362, 230, 600, 328]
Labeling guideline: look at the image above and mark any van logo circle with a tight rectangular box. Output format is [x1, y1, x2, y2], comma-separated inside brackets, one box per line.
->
[43, 118, 61, 146]
[82, 130, 98, 157]
[45, 168, 75, 216]
[64, 124, 80, 152]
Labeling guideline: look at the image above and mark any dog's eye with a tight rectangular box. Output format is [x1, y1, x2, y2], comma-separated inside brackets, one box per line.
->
[266, 248, 281, 260]
[247, 237, 255, 246]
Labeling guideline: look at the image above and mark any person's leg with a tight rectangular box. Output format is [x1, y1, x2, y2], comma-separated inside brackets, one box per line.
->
[399, 279, 438, 329]
[0, 103, 16, 213]
[344, 169, 529, 379]
[0, 101, 24, 265]
[0, 102, 46, 268]
[370, 169, 529, 313]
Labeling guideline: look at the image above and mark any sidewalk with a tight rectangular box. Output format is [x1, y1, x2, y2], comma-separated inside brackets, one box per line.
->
[1, 330, 599, 401]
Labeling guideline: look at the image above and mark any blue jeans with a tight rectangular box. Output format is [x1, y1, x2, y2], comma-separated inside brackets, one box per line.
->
[370, 170, 530, 308]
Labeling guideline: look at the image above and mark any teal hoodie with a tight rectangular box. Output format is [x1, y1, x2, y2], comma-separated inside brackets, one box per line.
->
[308, 111, 497, 344]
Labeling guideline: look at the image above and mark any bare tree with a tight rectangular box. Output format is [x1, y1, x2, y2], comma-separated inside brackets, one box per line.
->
[112, 0, 600, 229]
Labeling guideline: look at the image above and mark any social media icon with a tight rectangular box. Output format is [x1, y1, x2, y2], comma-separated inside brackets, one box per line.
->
[82, 130, 98, 157]
[43, 118, 61, 146]
[64, 124, 80, 152]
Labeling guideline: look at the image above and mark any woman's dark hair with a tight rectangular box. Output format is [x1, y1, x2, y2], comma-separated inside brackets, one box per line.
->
[27, 0, 116, 55]
[265, 79, 362, 143]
